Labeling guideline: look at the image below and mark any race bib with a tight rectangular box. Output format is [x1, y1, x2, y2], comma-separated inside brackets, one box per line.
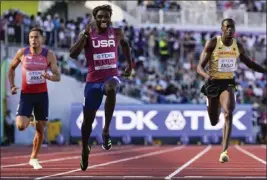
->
[93, 52, 115, 61]
[94, 64, 116, 70]
[218, 58, 236, 72]
[93, 52, 116, 70]
[26, 70, 45, 84]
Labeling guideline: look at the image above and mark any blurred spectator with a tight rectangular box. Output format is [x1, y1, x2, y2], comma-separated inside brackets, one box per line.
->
[216, 0, 266, 12]
[43, 14, 54, 46]
[139, 0, 181, 11]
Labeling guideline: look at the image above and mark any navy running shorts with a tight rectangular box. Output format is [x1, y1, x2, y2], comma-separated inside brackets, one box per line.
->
[16, 92, 49, 121]
[83, 76, 121, 110]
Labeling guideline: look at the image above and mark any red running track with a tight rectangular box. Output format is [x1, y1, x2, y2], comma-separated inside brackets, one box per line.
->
[1, 145, 266, 179]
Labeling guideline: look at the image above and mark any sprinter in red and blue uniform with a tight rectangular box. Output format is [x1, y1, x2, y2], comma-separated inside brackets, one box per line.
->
[8, 27, 61, 169]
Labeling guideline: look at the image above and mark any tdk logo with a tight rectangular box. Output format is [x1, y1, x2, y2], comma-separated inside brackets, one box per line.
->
[92, 40, 115, 48]
[76, 110, 247, 131]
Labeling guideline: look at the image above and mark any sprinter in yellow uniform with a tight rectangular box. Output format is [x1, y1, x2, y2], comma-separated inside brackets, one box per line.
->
[197, 18, 267, 163]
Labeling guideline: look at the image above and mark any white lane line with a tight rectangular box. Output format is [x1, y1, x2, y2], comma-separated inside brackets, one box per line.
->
[63, 176, 154, 179]
[2, 175, 266, 179]
[35, 146, 184, 180]
[235, 145, 266, 165]
[1, 146, 154, 168]
[183, 176, 267, 179]
[181, 167, 266, 170]
[1, 150, 81, 160]
[1, 145, 132, 160]
[11, 167, 263, 171]
[165, 145, 212, 179]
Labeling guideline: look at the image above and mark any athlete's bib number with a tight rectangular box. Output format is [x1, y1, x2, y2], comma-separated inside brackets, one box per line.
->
[93, 52, 116, 70]
[218, 58, 236, 72]
[26, 70, 45, 84]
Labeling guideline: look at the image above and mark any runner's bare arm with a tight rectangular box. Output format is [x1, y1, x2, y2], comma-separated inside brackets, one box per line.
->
[197, 38, 216, 79]
[8, 48, 24, 88]
[237, 41, 267, 74]
[69, 31, 88, 59]
[69, 25, 91, 59]
[46, 51, 61, 81]
[115, 28, 132, 76]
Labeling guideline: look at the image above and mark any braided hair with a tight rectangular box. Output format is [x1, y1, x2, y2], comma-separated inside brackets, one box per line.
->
[92, 4, 112, 19]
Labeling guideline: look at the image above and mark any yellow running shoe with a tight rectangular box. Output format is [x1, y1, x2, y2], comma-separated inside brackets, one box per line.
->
[219, 151, 229, 163]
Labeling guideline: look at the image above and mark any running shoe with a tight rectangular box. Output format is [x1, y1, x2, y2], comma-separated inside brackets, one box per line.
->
[80, 145, 91, 171]
[29, 158, 42, 169]
[219, 150, 229, 163]
[102, 134, 112, 150]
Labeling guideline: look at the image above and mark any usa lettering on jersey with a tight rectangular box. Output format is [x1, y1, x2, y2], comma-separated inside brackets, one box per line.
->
[92, 40, 115, 48]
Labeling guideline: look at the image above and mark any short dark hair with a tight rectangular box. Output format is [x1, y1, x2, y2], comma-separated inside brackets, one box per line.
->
[92, 4, 112, 18]
[29, 27, 43, 36]
[221, 18, 235, 26]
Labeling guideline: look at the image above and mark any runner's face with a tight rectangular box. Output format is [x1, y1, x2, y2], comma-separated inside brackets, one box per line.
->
[95, 10, 111, 30]
[221, 21, 235, 39]
[29, 31, 42, 48]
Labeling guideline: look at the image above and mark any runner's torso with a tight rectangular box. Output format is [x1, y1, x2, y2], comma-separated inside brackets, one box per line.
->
[21, 47, 49, 93]
[209, 36, 240, 79]
[84, 27, 120, 82]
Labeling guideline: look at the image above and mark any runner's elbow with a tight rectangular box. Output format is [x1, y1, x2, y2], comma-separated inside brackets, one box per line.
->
[196, 65, 201, 74]
[8, 64, 16, 71]
[69, 52, 77, 59]
[69, 48, 76, 58]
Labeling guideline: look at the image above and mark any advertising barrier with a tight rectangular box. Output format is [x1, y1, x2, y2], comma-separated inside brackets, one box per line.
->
[70, 104, 253, 138]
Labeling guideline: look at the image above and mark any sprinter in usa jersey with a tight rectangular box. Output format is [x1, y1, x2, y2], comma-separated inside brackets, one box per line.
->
[69, 4, 132, 171]
[8, 28, 61, 169]
[197, 18, 267, 163]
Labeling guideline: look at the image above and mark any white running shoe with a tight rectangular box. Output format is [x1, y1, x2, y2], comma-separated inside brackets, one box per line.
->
[29, 158, 42, 169]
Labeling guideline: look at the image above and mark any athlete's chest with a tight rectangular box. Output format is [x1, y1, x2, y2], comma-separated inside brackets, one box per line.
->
[212, 47, 239, 72]
[214, 46, 238, 57]
[91, 38, 117, 49]
[22, 55, 48, 70]
[89, 29, 118, 50]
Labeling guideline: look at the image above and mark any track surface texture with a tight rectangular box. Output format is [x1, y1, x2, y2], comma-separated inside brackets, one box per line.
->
[1, 144, 266, 180]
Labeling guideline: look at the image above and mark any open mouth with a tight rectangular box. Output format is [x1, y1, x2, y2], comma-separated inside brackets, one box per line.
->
[100, 22, 108, 28]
